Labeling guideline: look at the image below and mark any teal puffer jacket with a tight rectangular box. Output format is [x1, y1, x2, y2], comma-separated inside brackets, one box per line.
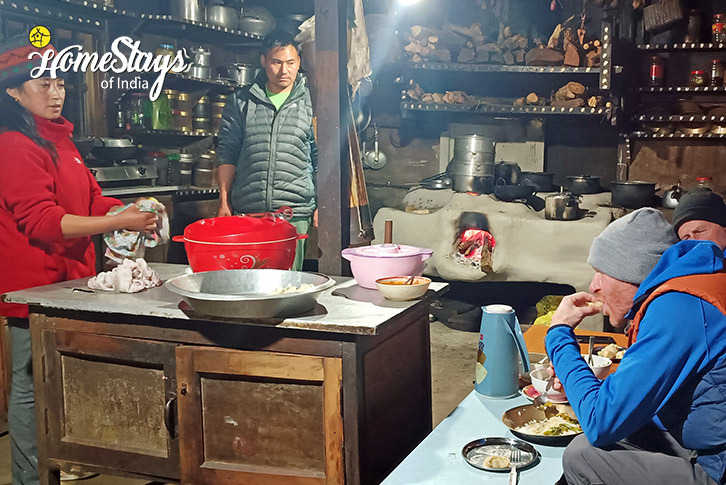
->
[216, 72, 317, 218]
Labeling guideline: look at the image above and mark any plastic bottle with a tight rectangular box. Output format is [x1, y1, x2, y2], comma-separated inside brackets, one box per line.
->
[152, 91, 173, 130]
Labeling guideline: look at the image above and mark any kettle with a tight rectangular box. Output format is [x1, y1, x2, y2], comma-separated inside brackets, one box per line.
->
[545, 192, 583, 220]
[475, 304, 529, 398]
[662, 182, 684, 209]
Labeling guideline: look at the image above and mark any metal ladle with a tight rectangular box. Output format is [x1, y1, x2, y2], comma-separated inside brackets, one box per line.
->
[364, 123, 388, 169]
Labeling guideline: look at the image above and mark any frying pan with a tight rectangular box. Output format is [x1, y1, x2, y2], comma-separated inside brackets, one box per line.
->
[91, 137, 138, 161]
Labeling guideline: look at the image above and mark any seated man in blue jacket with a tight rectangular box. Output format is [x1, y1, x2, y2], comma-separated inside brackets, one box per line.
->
[547, 207, 726, 485]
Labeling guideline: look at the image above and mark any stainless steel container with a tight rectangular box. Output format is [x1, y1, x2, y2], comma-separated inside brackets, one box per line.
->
[189, 65, 211, 80]
[447, 135, 495, 194]
[164, 269, 335, 318]
[225, 63, 258, 86]
[169, 0, 204, 22]
[205, 4, 238, 29]
[193, 117, 212, 132]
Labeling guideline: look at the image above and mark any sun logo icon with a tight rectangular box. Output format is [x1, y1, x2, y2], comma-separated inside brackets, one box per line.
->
[29, 26, 51, 48]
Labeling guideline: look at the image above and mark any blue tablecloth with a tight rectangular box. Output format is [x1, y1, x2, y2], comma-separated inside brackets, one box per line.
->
[382, 391, 566, 484]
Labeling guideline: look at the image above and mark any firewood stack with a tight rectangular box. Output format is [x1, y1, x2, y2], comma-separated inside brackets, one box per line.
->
[404, 82, 479, 107]
[403, 23, 529, 65]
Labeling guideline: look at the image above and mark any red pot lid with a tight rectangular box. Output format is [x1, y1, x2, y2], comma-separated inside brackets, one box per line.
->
[343, 243, 433, 258]
[183, 215, 297, 244]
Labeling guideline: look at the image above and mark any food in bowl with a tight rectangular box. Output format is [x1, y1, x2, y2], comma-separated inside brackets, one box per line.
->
[516, 413, 582, 436]
[529, 368, 567, 402]
[375, 276, 431, 301]
[270, 283, 315, 295]
[598, 343, 626, 360]
[482, 455, 510, 469]
[582, 354, 612, 379]
[520, 352, 549, 383]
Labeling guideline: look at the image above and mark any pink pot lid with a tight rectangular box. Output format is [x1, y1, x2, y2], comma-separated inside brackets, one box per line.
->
[342, 243, 433, 258]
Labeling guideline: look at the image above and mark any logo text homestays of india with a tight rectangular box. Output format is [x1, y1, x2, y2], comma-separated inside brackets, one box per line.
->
[28, 34, 188, 101]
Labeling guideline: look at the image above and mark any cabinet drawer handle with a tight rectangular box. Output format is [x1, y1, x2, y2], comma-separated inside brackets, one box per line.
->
[164, 395, 177, 439]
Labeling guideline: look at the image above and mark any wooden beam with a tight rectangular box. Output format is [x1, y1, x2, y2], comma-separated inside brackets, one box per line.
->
[314, 0, 350, 276]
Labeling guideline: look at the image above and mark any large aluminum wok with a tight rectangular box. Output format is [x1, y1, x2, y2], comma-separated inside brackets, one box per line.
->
[165, 269, 335, 318]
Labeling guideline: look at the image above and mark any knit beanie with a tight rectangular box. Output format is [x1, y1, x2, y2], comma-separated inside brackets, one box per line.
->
[587, 208, 678, 285]
[0, 34, 57, 90]
[672, 188, 726, 232]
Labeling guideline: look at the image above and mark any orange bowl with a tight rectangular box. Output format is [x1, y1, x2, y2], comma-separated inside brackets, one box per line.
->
[375, 276, 431, 301]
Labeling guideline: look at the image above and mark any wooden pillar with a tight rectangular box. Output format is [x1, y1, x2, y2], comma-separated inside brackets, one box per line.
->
[314, 0, 350, 276]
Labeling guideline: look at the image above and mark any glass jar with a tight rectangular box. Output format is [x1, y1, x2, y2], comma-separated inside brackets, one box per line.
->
[710, 60, 724, 86]
[123, 92, 149, 129]
[648, 55, 665, 87]
[713, 14, 726, 43]
[685, 9, 701, 43]
[152, 91, 172, 130]
[689, 70, 707, 87]
[697, 177, 713, 189]
[155, 43, 175, 58]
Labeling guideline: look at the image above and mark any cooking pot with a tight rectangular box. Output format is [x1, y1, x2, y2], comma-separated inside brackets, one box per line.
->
[279, 13, 309, 36]
[545, 192, 584, 220]
[238, 5, 276, 37]
[452, 135, 495, 165]
[206, 4, 238, 29]
[225, 63, 258, 86]
[420, 172, 452, 190]
[341, 244, 433, 289]
[521, 172, 556, 192]
[91, 137, 137, 161]
[610, 181, 658, 209]
[173, 209, 308, 272]
[493, 180, 546, 211]
[567, 175, 602, 195]
[494, 162, 522, 185]
[182, 46, 211, 68]
[73, 136, 99, 158]
[169, 0, 204, 22]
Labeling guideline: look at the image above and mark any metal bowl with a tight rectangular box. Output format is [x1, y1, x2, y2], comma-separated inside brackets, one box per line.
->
[462, 437, 538, 472]
[165, 269, 335, 318]
[501, 403, 582, 446]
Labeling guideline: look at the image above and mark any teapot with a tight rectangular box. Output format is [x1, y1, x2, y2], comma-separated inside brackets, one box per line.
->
[545, 191, 583, 220]
[475, 305, 529, 398]
[662, 181, 684, 209]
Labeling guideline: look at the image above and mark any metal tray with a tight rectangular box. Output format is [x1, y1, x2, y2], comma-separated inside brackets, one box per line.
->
[462, 437, 538, 472]
[165, 269, 335, 318]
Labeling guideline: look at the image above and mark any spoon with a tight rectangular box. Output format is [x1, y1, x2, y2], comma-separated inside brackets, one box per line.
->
[587, 336, 595, 366]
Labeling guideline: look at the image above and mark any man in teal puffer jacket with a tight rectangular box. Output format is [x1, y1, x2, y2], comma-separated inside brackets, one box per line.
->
[217, 32, 317, 271]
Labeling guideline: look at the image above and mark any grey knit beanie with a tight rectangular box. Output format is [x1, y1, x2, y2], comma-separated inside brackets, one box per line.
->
[587, 208, 678, 285]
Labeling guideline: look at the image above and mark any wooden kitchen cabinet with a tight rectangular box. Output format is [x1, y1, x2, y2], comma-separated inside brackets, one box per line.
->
[176, 347, 343, 484]
[10, 266, 447, 485]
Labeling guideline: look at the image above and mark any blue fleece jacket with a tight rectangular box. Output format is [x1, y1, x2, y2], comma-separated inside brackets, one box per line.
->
[546, 240, 726, 483]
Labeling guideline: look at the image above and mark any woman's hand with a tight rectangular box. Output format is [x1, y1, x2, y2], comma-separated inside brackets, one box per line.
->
[550, 292, 602, 329]
[546, 363, 565, 392]
[115, 206, 158, 232]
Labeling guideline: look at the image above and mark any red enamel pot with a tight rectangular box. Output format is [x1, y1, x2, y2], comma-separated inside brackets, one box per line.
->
[173, 209, 308, 272]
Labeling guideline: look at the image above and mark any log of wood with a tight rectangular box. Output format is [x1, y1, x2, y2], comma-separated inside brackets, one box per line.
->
[411, 25, 438, 41]
[412, 53, 423, 63]
[489, 50, 505, 63]
[404, 41, 422, 55]
[503, 51, 515, 65]
[553, 82, 586, 101]
[457, 47, 476, 63]
[429, 49, 452, 62]
[432, 92, 444, 103]
[587, 96, 605, 107]
[564, 42, 580, 67]
[515, 50, 525, 64]
[514, 97, 526, 106]
[421, 93, 434, 103]
[526, 92, 540, 104]
[550, 98, 586, 108]
[525, 47, 564, 66]
[547, 24, 562, 48]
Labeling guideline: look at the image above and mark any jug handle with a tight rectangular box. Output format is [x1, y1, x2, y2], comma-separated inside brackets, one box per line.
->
[506, 314, 530, 373]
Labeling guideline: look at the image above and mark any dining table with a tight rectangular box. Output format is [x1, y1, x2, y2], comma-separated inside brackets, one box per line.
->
[381, 325, 628, 484]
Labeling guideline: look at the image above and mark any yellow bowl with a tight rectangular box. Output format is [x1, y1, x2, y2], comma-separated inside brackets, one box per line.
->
[375, 276, 431, 301]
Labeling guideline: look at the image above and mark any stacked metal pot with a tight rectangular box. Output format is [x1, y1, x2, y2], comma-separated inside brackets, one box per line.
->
[445, 135, 495, 194]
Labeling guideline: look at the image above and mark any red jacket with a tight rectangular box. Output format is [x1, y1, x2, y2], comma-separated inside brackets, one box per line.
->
[0, 116, 121, 317]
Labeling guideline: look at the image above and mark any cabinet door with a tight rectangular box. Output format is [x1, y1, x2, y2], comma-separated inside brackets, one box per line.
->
[176, 347, 344, 485]
[37, 329, 179, 479]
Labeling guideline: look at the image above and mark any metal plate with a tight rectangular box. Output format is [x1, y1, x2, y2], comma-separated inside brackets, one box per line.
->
[502, 404, 582, 446]
[462, 437, 538, 472]
[165, 269, 335, 318]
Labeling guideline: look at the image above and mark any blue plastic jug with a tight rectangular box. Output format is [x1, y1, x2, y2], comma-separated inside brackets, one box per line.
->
[475, 304, 530, 398]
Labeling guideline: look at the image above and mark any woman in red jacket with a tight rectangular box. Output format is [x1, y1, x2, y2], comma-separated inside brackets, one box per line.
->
[0, 38, 158, 484]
